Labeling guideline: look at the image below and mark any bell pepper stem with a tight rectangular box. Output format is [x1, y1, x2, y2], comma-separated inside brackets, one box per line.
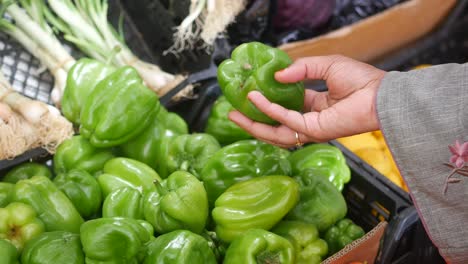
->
[153, 180, 168, 196]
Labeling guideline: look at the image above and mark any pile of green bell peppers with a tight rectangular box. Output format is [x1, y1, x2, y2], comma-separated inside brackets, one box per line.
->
[0, 53, 372, 263]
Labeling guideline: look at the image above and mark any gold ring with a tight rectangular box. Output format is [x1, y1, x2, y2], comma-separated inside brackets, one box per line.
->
[295, 132, 304, 147]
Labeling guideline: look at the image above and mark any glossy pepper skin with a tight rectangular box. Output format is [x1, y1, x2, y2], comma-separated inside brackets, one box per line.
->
[223, 229, 295, 264]
[53, 169, 102, 219]
[165, 133, 221, 179]
[97, 158, 162, 197]
[288, 144, 351, 191]
[271, 220, 328, 264]
[53, 135, 114, 176]
[201, 139, 292, 204]
[286, 170, 347, 232]
[3, 162, 52, 183]
[324, 218, 365, 255]
[12, 176, 84, 233]
[213, 175, 299, 243]
[0, 202, 45, 252]
[204, 95, 252, 145]
[80, 217, 152, 264]
[217, 42, 304, 125]
[0, 239, 19, 264]
[102, 187, 144, 220]
[118, 108, 188, 171]
[80, 66, 160, 147]
[61, 58, 115, 125]
[144, 171, 208, 234]
[143, 230, 217, 264]
[0, 182, 14, 207]
[21, 231, 85, 264]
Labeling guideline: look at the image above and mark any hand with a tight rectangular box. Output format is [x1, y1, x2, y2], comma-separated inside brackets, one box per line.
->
[228, 55, 386, 148]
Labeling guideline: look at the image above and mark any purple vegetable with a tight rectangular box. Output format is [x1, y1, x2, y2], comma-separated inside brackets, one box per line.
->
[273, 0, 335, 32]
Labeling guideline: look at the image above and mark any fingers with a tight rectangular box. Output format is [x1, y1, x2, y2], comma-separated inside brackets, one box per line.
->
[275, 55, 343, 83]
[228, 110, 300, 148]
[247, 91, 309, 134]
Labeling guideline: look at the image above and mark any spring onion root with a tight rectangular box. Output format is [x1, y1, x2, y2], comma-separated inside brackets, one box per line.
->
[0, 72, 73, 156]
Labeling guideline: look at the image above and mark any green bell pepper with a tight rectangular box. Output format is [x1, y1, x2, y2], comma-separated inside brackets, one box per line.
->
[223, 229, 295, 264]
[204, 95, 252, 145]
[97, 157, 162, 197]
[213, 175, 299, 243]
[103, 187, 144, 220]
[201, 139, 292, 204]
[165, 133, 221, 179]
[288, 144, 351, 191]
[3, 163, 52, 183]
[61, 58, 116, 125]
[0, 239, 19, 264]
[80, 217, 152, 264]
[271, 221, 328, 264]
[144, 171, 208, 234]
[286, 170, 347, 232]
[118, 108, 188, 171]
[21, 231, 85, 264]
[53, 169, 102, 219]
[143, 230, 217, 264]
[0, 202, 45, 252]
[324, 218, 365, 255]
[53, 135, 115, 176]
[12, 176, 84, 233]
[80, 66, 160, 147]
[217, 41, 304, 125]
[0, 183, 14, 207]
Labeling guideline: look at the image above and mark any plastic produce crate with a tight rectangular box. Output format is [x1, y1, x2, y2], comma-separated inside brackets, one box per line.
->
[166, 80, 445, 264]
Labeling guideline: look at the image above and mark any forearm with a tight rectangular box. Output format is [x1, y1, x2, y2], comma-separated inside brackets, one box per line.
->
[376, 63, 468, 263]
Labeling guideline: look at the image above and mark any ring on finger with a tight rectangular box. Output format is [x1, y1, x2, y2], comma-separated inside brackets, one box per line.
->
[295, 132, 304, 148]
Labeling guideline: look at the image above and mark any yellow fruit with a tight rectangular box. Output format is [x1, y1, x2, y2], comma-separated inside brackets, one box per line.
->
[412, 64, 432, 70]
[354, 148, 393, 176]
[337, 133, 383, 152]
[386, 171, 404, 188]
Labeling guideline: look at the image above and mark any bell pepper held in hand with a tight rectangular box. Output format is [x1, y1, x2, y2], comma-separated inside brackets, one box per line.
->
[286, 169, 347, 232]
[97, 157, 162, 197]
[12, 176, 84, 233]
[288, 143, 351, 191]
[3, 162, 52, 183]
[102, 187, 144, 220]
[144, 171, 208, 234]
[118, 108, 188, 171]
[217, 41, 305, 125]
[213, 175, 299, 243]
[80, 217, 152, 264]
[53, 169, 102, 219]
[0, 202, 45, 252]
[80, 66, 161, 147]
[143, 230, 217, 264]
[165, 133, 221, 178]
[0, 239, 19, 264]
[21, 231, 85, 264]
[204, 95, 252, 145]
[53, 135, 114, 176]
[201, 139, 292, 204]
[271, 220, 328, 264]
[61, 58, 116, 125]
[223, 229, 295, 264]
[324, 218, 365, 255]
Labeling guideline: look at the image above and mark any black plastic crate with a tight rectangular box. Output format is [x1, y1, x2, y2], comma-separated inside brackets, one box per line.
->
[166, 80, 444, 264]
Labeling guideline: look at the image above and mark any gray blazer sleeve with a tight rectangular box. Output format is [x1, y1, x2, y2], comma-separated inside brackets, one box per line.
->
[376, 63, 468, 263]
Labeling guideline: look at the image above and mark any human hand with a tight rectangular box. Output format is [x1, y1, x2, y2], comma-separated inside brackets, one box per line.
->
[228, 55, 386, 148]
